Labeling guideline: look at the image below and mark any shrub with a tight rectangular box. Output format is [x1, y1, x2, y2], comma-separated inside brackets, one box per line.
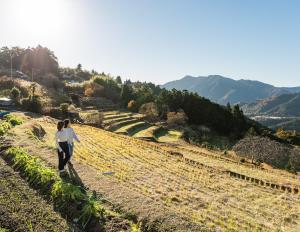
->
[64, 83, 84, 95]
[70, 93, 81, 106]
[60, 103, 69, 115]
[128, 100, 138, 112]
[10, 87, 21, 102]
[139, 102, 159, 121]
[84, 83, 104, 97]
[39, 74, 64, 91]
[42, 107, 63, 119]
[84, 112, 103, 127]
[167, 110, 188, 126]
[288, 148, 300, 172]
[4, 114, 23, 126]
[21, 96, 43, 113]
[0, 89, 11, 97]
[0, 77, 29, 97]
[275, 128, 300, 145]
[0, 121, 12, 136]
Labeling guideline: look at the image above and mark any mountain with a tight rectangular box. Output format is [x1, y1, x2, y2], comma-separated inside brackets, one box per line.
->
[241, 93, 300, 131]
[241, 93, 300, 117]
[162, 75, 300, 105]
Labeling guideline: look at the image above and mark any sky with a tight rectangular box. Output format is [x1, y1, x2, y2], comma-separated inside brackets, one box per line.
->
[0, 0, 299, 86]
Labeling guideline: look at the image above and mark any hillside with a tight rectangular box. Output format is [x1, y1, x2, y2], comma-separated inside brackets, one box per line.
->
[1, 112, 300, 231]
[242, 93, 300, 117]
[162, 75, 300, 105]
[241, 93, 300, 131]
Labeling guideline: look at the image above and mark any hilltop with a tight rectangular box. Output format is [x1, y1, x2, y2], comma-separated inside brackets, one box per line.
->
[162, 75, 300, 105]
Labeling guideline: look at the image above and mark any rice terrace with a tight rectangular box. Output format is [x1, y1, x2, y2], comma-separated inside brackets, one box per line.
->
[1, 112, 299, 231]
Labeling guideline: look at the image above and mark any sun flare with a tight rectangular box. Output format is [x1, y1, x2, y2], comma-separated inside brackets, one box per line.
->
[9, 0, 67, 36]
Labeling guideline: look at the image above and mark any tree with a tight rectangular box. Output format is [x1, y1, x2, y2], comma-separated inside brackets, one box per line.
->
[226, 102, 232, 112]
[116, 76, 122, 84]
[29, 83, 37, 98]
[60, 103, 69, 115]
[84, 82, 104, 97]
[76, 63, 82, 71]
[21, 96, 43, 113]
[167, 110, 188, 126]
[139, 102, 159, 121]
[10, 87, 21, 102]
[120, 83, 135, 107]
[127, 100, 137, 112]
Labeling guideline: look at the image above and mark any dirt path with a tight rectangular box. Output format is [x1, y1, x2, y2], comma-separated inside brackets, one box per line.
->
[0, 157, 70, 232]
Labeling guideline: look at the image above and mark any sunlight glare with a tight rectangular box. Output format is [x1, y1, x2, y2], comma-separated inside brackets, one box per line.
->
[10, 0, 67, 36]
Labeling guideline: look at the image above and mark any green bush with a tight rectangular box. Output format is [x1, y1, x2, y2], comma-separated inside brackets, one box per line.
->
[5, 147, 58, 188]
[51, 181, 85, 203]
[4, 114, 23, 126]
[0, 121, 12, 136]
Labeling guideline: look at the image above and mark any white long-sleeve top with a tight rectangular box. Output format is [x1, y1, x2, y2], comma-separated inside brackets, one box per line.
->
[55, 130, 68, 151]
[64, 128, 80, 144]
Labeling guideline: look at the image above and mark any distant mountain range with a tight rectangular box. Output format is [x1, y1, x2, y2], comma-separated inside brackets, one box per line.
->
[241, 93, 300, 131]
[162, 75, 300, 105]
[241, 93, 300, 117]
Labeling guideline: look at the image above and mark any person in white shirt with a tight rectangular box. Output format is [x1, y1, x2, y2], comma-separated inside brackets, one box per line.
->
[55, 121, 70, 172]
[64, 119, 80, 162]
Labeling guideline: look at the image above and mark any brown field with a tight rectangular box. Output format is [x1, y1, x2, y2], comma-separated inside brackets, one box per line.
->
[7, 112, 300, 232]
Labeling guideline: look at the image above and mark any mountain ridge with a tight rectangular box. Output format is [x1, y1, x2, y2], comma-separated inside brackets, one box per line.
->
[241, 92, 300, 117]
[162, 75, 300, 105]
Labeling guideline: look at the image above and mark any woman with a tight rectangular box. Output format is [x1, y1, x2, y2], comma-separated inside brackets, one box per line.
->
[64, 119, 80, 162]
[55, 121, 70, 172]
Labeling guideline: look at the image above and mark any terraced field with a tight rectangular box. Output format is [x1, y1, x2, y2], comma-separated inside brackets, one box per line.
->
[102, 111, 182, 142]
[7, 113, 300, 232]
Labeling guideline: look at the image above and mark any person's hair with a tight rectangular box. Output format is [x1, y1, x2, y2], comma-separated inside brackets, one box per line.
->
[57, 121, 64, 131]
[64, 119, 70, 128]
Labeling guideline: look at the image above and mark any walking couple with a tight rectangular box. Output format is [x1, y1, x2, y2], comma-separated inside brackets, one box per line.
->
[55, 119, 80, 172]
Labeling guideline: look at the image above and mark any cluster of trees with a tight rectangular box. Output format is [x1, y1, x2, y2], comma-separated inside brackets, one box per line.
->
[0, 46, 59, 76]
[81, 75, 122, 102]
[233, 136, 300, 172]
[0, 45, 251, 138]
[59, 64, 94, 82]
[120, 81, 250, 137]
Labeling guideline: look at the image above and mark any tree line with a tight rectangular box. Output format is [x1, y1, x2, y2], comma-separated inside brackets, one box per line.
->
[0, 45, 252, 138]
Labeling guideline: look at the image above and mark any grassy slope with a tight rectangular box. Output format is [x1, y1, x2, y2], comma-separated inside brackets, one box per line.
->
[6, 112, 300, 232]
[0, 158, 70, 232]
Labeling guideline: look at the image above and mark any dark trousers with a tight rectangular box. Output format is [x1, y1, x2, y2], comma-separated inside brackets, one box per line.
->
[57, 142, 70, 170]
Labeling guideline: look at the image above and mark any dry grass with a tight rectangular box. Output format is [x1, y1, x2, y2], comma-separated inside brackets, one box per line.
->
[7, 113, 300, 232]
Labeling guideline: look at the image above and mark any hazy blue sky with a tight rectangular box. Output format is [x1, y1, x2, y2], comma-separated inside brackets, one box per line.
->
[0, 0, 299, 86]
